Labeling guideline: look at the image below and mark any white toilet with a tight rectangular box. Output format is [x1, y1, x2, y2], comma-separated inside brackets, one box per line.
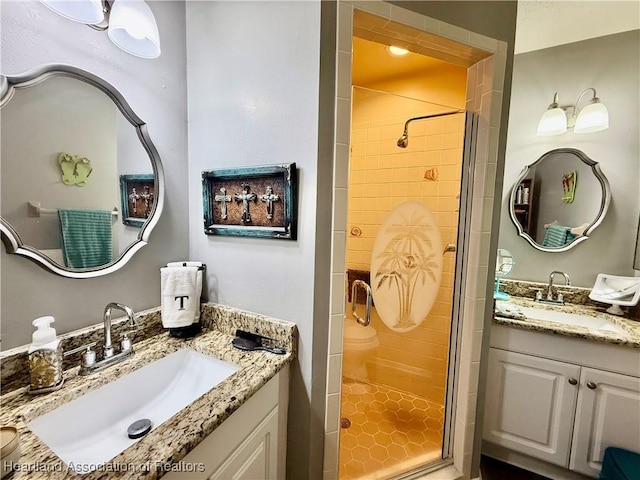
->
[342, 319, 379, 382]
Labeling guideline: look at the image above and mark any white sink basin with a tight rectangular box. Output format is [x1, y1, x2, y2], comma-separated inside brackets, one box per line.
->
[518, 306, 626, 334]
[27, 348, 239, 473]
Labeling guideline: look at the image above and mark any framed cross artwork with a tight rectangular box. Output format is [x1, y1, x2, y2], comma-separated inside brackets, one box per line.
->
[201, 163, 297, 240]
[120, 174, 155, 227]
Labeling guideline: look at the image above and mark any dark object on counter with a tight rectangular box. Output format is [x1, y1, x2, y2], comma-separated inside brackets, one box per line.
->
[169, 323, 202, 339]
[232, 330, 286, 354]
[599, 447, 640, 480]
[232, 337, 286, 354]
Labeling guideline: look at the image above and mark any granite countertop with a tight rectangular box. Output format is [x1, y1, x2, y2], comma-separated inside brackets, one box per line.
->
[0, 304, 296, 479]
[493, 296, 640, 348]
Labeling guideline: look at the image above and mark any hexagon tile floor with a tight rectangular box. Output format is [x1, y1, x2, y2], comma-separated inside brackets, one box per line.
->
[338, 379, 444, 479]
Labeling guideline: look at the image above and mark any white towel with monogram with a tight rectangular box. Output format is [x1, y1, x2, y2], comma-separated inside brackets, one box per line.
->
[161, 265, 202, 328]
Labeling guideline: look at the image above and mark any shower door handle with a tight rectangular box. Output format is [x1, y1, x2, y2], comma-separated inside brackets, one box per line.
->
[351, 280, 373, 327]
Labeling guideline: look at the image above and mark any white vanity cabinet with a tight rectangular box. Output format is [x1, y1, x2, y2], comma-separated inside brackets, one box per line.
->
[163, 366, 289, 480]
[483, 349, 580, 466]
[484, 326, 640, 479]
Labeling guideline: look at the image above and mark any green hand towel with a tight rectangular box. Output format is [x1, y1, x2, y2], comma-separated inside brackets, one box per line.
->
[542, 225, 572, 248]
[58, 209, 113, 268]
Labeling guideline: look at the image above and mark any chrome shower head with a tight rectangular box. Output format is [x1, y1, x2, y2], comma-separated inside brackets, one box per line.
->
[397, 132, 408, 148]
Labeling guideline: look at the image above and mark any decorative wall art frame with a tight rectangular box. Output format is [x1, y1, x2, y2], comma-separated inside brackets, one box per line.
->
[202, 163, 297, 239]
[120, 174, 155, 227]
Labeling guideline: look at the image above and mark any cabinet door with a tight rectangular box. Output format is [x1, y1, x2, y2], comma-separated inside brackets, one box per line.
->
[210, 406, 279, 479]
[570, 368, 640, 477]
[483, 348, 580, 466]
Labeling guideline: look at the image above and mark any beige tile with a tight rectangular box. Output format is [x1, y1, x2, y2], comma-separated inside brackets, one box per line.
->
[333, 187, 349, 231]
[329, 313, 344, 354]
[333, 231, 347, 274]
[353, 4, 391, 23]
[326, 353, 343, 394]
[406, 134, 425, 151]
[362, 184, 379, 198]
[338, 2, 354, 53]
[350, 128, 367, 144]
[489, 91, 503, 128]
[336, 97, 352, 145]
[388, 4, 425, 30]
[481, 57, 494, 94]
[366, 141, 381, 156]
[391, 167, 408, 183]
[381, 124, 399, 140]
[323, 469, 338, 480]
[379, 140, 398, 155]
[425, 134, 443, 151]
[439, 21, 471, 44]
[326, 392, 342, 432]
[364, 155, 379, 170]
[367, 126, 381, 142]
[350, 170, 364, 185]
[331, 273, 346, 315]
[364, 169, 381, 185]
[337, 51, 352, 100]
[349, 155, 364, 172]
[469, 31, 498, 53]
[324, 430, 340, 471]
[442, 133, 462, 150]
[335, 143, 350, 189]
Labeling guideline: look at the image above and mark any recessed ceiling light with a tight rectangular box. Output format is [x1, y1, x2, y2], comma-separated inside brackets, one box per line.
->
[386, 45, 410, 56]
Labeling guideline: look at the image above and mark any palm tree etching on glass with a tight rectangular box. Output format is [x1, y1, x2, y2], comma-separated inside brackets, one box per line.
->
[374, 210, 439, 330]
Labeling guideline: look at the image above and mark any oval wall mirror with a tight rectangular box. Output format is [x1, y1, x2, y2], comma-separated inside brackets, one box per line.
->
[509, 148, 610, 252]
[0, 65, 164, 278]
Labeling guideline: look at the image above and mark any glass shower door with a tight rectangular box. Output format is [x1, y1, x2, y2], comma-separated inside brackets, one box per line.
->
[339, 87, 476, 479]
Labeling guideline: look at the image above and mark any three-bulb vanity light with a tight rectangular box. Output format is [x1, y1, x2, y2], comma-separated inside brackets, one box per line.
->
[536, 88, 609, 136]
[39, 0, 161, 59]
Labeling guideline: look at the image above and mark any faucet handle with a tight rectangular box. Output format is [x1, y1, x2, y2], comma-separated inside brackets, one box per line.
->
[120, 332, 135, 352]
[64, 342, 97, 368]
[529, 287, 544, 301]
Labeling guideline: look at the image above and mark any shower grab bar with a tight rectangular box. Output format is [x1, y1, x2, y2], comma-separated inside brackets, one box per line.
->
[443, 243, 456, 254]
[351, 280, 373, 327]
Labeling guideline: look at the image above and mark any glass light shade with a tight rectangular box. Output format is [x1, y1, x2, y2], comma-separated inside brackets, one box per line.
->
[574, 101, 609, 133]
[39, 0, 104, 24]
[536, 107, 567, 136]
[107, 0, 161, 59]
[386, 45, 410, 56]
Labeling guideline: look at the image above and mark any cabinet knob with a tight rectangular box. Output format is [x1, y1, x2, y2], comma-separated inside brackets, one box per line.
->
[568, 378, 578, 385]
[587, 382, 598, 390]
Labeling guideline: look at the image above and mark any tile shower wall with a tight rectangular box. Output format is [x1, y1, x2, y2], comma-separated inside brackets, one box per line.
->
[346, 105, 464, 405]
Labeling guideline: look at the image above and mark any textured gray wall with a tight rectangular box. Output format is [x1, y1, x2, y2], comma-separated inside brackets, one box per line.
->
[0, 0, 189, 350]
[499, 30, 640, 287]
[184, 2, 323, 478]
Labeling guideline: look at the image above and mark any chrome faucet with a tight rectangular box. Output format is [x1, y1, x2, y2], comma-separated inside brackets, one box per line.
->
[538, 271, 571, 304]
[103, 302, 137, 358]
[65, 302, 138, 375]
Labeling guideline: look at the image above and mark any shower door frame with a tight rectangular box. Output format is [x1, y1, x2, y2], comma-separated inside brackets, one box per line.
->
[442, 112, 478, 457]
[322, 2, 509, 479]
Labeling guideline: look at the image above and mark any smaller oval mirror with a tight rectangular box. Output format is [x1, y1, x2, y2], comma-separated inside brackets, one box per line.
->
[509, 148, 610, 252]
[0, 65, 164, 278]
[494, 248, 514, 301]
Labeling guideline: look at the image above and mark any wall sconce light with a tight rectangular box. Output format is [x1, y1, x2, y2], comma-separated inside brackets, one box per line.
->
[536, 88, 609, 136]
[39, 0, 161, 59]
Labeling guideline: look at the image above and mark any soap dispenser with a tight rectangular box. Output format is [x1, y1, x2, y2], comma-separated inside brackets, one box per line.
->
[28, 316, 63, 394]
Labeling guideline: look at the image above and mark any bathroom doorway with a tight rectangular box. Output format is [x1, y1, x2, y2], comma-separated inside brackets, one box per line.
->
[337, 32, 475, 479]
